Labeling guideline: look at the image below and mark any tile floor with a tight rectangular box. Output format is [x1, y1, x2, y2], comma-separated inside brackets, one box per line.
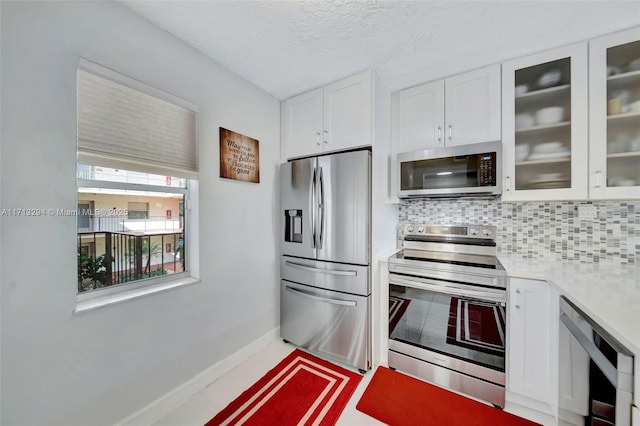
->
[152, 339, 385, 426]
[151, 338, 554, 426]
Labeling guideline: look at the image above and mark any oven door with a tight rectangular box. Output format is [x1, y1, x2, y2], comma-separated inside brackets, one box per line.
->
[388, 272, 506, 386]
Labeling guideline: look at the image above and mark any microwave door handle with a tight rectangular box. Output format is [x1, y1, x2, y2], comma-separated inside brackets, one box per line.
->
[285, 285, 357, 307]
[560, 312, 621, 390]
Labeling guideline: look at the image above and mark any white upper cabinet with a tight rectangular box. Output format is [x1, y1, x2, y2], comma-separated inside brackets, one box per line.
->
[501, 43, 589, 201]
[396, 64, 501, 153]
[398, 79, 445, 152]
[281, 88, 323, 160]
[281, 71, 373, 160]
[445, 64, 502, 146]
[588, 26, 640, 200]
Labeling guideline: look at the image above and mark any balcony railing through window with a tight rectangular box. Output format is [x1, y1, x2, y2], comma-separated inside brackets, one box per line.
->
[77, 231, 185, 293]
[77, 215, 183, 234]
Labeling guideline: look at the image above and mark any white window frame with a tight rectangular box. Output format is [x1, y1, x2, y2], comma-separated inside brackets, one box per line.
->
[74, 60, 200, 313]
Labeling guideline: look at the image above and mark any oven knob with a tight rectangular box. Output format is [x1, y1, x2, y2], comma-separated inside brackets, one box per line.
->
[407, 225, 415, 233]
[469, 228, 479, 236]
[482, 228, 493, 236]
[417, 226, 425, 233]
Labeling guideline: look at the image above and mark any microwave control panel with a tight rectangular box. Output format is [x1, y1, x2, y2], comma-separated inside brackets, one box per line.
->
[478, 153, 496, 186]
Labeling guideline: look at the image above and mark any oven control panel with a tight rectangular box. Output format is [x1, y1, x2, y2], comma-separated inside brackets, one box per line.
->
[403, 224, 496, 240]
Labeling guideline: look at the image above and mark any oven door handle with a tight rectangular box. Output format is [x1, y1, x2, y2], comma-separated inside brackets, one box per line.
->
[389, 273, 506, 304]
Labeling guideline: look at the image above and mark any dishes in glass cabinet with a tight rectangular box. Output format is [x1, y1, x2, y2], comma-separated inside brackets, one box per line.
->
[535, 106, 564, 125]
[607, 66, 622, 76]
[515, 144, 530, 162]
[515, 113, 535, 130]
[622, 100, 640, 114]
[629, 58, 640, 72]
[537, 69, 562, 89]
[515, 84, 529, 96]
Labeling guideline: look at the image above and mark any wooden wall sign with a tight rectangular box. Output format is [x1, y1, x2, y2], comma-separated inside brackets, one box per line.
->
[219, 127, 260, 183]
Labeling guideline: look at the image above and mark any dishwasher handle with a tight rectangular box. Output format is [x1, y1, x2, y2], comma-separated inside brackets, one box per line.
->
[285, 285, 357, 307]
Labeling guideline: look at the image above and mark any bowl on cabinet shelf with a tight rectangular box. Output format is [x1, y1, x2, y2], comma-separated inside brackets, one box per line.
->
[535, 106, 564, 125]
[628, 58, 640, 72]
[537, 69, 562, 88]
[622, 100, 640, 114]
[515, 113, 535, 130]
[515, 144, 530, 162]
[515, 84, 529, 96]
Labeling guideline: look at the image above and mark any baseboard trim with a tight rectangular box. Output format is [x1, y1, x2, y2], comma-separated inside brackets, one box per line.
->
[116, 327, 280, 426]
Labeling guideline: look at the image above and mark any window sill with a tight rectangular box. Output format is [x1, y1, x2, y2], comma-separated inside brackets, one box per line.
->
[74, 276, 200, 314]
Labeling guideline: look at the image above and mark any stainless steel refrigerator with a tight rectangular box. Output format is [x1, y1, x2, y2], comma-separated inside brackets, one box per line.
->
[280, 149, 371, 372]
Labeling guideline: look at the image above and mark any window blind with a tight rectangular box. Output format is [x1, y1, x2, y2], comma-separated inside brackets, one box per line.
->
[77, 60, 198, 179]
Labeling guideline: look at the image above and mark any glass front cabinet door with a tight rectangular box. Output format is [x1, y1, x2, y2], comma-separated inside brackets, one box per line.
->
[502, 43, 588, 201]
[589, 26, 640, 199]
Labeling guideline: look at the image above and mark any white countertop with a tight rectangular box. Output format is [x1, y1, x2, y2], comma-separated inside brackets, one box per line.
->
[499, 256, 640, 355]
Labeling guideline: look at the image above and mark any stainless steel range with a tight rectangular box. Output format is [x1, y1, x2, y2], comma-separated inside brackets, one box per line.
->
[388, 224, 507, 407]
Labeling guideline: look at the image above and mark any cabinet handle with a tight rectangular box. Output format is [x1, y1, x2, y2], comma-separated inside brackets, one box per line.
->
[448, 125, 452, 140]
[505, 176, 511, 192]
[323, 130, 328, 144]
[516, 289, 520, 294]
[316, 131, 321, 146]
[437, 126, 442, 143]
[595, 171, 603, 188]
[515, 304, 521, 309]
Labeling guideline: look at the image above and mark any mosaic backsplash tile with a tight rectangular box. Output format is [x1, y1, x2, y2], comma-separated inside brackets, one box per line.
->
[398, 199, 639, 265]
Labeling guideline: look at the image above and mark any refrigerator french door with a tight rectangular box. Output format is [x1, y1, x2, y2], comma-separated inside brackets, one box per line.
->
[280, 149, 371, 372]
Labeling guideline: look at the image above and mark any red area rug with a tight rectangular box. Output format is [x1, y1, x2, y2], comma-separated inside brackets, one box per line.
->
[446, 297, 506, 356]
[356, 367, 540, 426]
[205, 349, 362, 426]
[388, 295, 411, 334]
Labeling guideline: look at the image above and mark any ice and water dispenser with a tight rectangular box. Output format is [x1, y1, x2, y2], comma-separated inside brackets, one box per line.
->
[284, 209, 303, 243]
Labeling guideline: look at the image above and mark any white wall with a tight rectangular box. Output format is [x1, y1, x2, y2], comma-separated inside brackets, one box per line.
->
[0, 2, 280, 425]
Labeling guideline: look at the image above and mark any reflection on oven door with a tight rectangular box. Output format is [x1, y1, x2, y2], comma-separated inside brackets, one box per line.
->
[389, 286, 506, 372]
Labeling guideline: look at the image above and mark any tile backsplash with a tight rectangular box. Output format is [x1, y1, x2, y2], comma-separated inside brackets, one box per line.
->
[398, 199, 638, 265]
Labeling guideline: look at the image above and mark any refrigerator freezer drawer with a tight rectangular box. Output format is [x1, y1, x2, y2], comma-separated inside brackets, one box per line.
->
[280, 280, 370, 372]
[281, 256, 370, 296]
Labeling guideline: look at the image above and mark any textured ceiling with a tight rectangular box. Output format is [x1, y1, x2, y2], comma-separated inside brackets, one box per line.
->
[121, 1, 640, 100]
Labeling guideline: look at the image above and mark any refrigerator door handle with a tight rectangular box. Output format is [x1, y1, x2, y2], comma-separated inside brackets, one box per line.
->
[310, 166, 317, 249]
[284, 260, 358, 276]
[318, 166, 325, 249]
[285, 285, 357, 307]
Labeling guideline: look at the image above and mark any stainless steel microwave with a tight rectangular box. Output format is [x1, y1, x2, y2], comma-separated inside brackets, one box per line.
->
[397, 141, 502, 198]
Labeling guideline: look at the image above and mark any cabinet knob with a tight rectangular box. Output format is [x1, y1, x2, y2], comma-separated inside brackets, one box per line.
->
[516, 289, 520, 294]
[316, 132, 321, 136]
[515, 304, 521, 309]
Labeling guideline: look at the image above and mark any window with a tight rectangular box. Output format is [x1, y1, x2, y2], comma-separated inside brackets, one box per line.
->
[76, 59, 198, 297]
[127, 202, 149, 220]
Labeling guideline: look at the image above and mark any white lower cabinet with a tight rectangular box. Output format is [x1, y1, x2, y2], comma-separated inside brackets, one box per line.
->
[506, 278, 558, 416]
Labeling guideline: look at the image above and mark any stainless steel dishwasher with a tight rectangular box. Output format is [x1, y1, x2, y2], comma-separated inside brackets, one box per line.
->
[558, 296, 635, 426]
